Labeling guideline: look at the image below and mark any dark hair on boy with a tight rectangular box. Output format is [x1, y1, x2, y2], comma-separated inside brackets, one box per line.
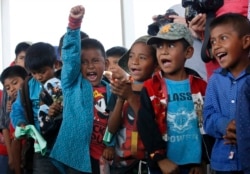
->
[25, 42, 57, 71]
[15, 42, 31, 57]
[210, 13, 250, 37]
[106, 46, 128, 58]
[0, 66, 28, 85]
[81, 38, 106, 58]
[58, 31, 89, 56]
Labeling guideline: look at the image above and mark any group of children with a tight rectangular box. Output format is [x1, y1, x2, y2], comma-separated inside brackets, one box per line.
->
[0, 4, 250, 174]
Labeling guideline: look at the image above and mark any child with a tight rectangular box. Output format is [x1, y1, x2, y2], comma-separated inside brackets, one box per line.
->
[203, 13, 250, 173]
[50, 5, 114, 174]
[106, 35, 158, 174]
[236, 76, 250, 174]
[106, 46, 128, 71]
[137, 23, 207, 174]
[13, 42, 32, 67]
[0, 66, 28, 174]
[10, 42, 60, 174]
[0, 42, 31, 174]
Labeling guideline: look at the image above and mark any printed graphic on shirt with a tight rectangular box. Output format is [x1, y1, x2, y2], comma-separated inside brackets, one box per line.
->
[38, 77, 62, 135]
[168, 108, 197, 134]
[115, 100, 145, 166]
[91, 87, 109, 159]
[192, 92, 205, 134]
[165, 79, 201, 164]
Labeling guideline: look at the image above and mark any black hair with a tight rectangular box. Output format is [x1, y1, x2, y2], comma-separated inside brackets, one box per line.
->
[25, 42, 57, 71]
[210, 13, 250, 38]
[146, 44, 157, 64]
[0, 65, 28, 85]
[58, 31, 89, 56]
[179, 39, 191, 50]
[81, 38, 106, 58]
[15, 42, 31, 57]
[106, 46, 128, 58]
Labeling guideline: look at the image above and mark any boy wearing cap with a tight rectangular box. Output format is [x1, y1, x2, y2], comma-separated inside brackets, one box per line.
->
[137, 23, 207, 174]
[106, 35, 158, 173]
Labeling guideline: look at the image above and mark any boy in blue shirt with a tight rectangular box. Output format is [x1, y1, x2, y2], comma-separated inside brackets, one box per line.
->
[50, 5, 114, 174]
[203, 13, 250, 173]
[10, 42, 60, 174]
[138, 23, 207, 174]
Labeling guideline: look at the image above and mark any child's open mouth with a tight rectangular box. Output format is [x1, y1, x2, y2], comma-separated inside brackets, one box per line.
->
[161, 59, 171, 67]
[216, 52, 227, 60]
[86, 72, 97, 81]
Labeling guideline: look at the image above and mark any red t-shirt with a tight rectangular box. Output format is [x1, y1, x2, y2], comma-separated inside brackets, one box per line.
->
[0, 90, 8, 155]
[90, 86, 109, 160]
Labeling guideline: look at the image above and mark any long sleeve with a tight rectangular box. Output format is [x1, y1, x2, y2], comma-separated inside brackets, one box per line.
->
[10, 91, 27, 128]
[203, 74, 231, 138]
[236, 77, 250, 173]
[137, 87, 166, 153]
[61, 28, 81, 90]
[0, 90, 10, 130]
[50, 26, 93, 172]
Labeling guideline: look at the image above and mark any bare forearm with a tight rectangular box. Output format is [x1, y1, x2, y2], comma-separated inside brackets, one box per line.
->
[2, 129, 12, 156]
[127, 93, 140, 115]
[108, 98, 124, 134]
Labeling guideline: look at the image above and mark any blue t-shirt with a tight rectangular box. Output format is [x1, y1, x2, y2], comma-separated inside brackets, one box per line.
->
[165, 78, 201, 165]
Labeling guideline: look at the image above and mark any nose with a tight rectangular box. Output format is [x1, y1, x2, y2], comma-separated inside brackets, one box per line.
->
[132, 57, 139, 65]
[160, 44, 169, 54]
[9, 86, 16, 93]
[35, 74, 42, 81]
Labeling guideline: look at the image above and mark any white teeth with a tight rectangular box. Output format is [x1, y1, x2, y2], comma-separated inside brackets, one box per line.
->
[216, 52, 226, 58]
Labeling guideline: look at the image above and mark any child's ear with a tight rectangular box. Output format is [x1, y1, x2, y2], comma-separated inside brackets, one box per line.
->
[242, 35, 250, 49]
[185, 46, 194, 59]
[105, 59, 109, 71]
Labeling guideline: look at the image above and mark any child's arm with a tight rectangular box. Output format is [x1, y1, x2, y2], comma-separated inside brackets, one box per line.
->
[137, 88, 166, 167]
[10, 91, 27, 128]
[223, 120, 236, 145]
[203, 77, 231, 138]
[107, 97, 124, 134]
[110, 78, 140, 114]
[102, 146, 115, 161]
[61, 5, 84, 89]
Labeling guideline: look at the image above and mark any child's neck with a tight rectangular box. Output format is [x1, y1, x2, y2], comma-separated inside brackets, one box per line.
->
[229, 58, 250, 78]
[163, 70, 188, 81]
[132, 82, 143, 91]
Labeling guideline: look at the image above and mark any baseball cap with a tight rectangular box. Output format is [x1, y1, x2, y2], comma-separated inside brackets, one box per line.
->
[118, 35, 152, 72]
[147, 23, 193, 46]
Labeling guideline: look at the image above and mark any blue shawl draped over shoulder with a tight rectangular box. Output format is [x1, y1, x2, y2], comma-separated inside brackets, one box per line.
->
[50, 28, 93, 173]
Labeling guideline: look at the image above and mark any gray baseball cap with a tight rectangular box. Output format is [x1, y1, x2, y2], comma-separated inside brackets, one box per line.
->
[147, 23, 193, 46]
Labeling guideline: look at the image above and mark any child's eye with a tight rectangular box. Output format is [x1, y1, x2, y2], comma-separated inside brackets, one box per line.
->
[12, 80, 17, 85]
[221, 35, 227, 41]
[210, 39, 215, 46]
[168, 43, 175, 48]
[139, 56, 147, 60]
[128, 54, 133, 59]
[93, 59, 100, 63]
[155, 43, 163, 49]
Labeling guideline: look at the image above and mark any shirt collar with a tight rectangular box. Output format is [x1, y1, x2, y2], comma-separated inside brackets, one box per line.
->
[220, 65, 250, 76]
